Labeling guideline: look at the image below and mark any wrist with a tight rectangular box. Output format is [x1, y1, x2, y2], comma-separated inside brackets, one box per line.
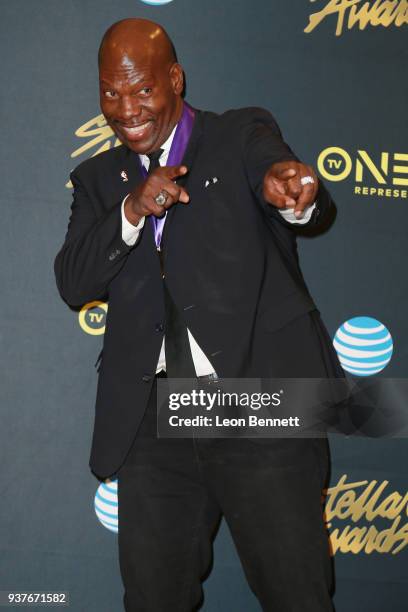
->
[124, 196, 143, 226]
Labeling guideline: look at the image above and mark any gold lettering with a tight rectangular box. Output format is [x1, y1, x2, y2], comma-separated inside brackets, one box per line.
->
[349, 480, 377, 520]
[327, 158, 343, 170]
[356, 150, 388, 184]
[375, 492, 408, 519]
[363, 480, 389, 519]
[353, 185, 406, 197]
[395, 0, 408, 23]
[88, 313, 104, 324]
[328, 518, 408, 554]
[393, 153, 408, 185]
[392, 521, 408, 553]
[325, 475, 368, 520]
[66, 115, 122, 188]
[305, 0, 360, 36]
[71, 114, 120, 159]
[349, 1, 374, 30]
[329, 524, 370, 554]
[334, 490, 357, 519]
[325, 476, 408, 555]
[370, 0, 401, 26]
[304, 0, 408, 36]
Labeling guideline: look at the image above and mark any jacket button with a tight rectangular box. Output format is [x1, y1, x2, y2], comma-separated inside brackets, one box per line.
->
[155, 323, 164, 332]
[142, 374, 152, 382]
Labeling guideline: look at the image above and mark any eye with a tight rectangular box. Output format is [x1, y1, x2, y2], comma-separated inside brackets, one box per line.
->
[104, 90, 117, 99]
[140, 87, 153, 96]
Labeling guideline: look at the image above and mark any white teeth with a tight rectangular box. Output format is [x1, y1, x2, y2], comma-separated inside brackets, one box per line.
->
[122, 122, 151, 135]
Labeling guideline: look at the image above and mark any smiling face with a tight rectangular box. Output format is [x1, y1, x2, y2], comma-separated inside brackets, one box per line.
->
[98, 22, 184, 155]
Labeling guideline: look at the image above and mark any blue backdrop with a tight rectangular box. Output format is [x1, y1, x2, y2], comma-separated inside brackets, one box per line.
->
[1, 1, 407, 610]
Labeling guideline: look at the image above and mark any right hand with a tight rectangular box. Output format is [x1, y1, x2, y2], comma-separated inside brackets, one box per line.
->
[124, 165, 190, 225]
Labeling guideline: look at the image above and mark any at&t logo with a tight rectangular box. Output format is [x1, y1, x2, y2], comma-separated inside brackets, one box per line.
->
[139, 0, 173, 4]
[94, 480, 118, 533]
[317, 147, 408, 199]
[333, 316, 393, 376]
[78, 301, 108, 335]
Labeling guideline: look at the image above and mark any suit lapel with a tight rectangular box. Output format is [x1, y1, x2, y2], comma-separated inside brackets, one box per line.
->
[122, 146, 144, 191]
[161, 109, 204, 248]
[115, 109, 205, 253]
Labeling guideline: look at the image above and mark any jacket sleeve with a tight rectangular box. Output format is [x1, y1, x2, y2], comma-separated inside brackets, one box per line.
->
[54, 168, 135, 307]
[240, 107, 332, 229]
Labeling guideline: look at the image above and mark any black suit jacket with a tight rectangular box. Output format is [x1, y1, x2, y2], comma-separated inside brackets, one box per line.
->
[55, 106, 333, 478]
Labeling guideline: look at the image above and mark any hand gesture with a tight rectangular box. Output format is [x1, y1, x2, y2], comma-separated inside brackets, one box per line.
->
[263, 161, 318, 219]
[124, 165, 190, 225]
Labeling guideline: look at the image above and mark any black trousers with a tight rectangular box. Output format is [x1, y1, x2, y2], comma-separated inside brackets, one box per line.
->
[117, 312, 338, 612]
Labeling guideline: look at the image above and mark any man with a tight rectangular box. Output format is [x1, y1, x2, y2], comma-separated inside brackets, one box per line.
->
[55, 18, 342, 612]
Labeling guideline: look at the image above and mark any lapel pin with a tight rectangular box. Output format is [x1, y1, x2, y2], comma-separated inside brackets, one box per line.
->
[204, 177, 219, 188]
[120, 170, 128, 182]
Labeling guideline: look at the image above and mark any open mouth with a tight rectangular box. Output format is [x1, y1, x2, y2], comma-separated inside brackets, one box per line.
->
[119, 120, 154, 140]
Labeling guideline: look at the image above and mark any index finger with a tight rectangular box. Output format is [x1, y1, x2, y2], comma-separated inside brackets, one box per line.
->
[294, 183, 316, 217]
[274, 167, 298, 180]
[294, 177, 318, 217]
[161, 165, 189, 180]
[294, 171, 318, 216]
[272, 160, 299, 176]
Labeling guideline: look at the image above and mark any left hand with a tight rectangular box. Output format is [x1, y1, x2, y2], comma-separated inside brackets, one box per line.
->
[263, 161, 319, 218]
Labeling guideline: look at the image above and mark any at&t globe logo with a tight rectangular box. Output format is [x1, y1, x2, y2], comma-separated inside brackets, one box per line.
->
[139, 0, 173, 4]
[333, 317, 393, 377]
[94, 480, 118, 533]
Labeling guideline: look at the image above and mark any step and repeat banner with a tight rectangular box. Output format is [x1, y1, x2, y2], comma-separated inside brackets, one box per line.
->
[1, 1, 407, 610]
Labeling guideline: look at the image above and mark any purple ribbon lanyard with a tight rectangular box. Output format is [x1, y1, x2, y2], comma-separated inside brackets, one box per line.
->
[139, 102, 195, 250]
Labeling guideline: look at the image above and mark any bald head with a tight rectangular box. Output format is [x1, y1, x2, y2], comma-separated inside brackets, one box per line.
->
[98, 18, 177, 68]
[98, 18, 184, 155]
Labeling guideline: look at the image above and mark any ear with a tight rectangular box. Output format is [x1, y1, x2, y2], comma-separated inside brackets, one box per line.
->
[169, 63, 184, 95]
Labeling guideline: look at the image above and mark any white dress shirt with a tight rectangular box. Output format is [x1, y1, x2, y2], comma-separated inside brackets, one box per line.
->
[120, 125, 315, 376]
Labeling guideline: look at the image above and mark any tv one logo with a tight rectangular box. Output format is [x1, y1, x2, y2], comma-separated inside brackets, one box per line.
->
[317, 147, 408, 199]
[78, 301, 108, 335]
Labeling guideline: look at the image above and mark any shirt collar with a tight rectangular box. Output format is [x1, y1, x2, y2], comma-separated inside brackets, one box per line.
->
[139, 122, 178, 169]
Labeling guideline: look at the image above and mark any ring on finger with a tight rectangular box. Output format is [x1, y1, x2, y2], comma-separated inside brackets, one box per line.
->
[300, 175, 314, 186]
[154, 189, 170, 206]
